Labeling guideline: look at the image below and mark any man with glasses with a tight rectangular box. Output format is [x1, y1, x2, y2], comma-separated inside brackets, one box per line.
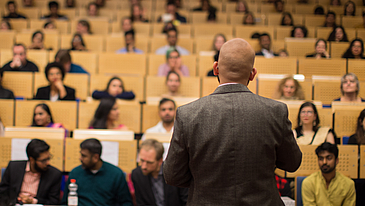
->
[0, 139, 62, 205]
[132, 139, 188, 206]
[155, 28, 190, 55]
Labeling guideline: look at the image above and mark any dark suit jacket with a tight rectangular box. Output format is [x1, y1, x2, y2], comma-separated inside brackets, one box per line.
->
[0, 160, 62, 205]
[255, 51, 279, 56]
[163, 84, 302, 206]
[132, 166, 188, 206]
[34, 85, 76, 100]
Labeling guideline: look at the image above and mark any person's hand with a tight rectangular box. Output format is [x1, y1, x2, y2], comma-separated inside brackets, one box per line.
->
[10, 57, 22, 68]
[323, 50, 330, 58]
[54, 79, 64, 91]
[18, 194, 34, 204]
[75, 44, 86, 51]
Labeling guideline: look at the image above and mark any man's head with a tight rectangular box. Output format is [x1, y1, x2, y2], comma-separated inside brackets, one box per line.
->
[166, 1, 176, 15]
[315, 142, 339, 174]
[48, 1, 59, 15]
[259, 33, 271, 50]
[88, 2, 98, 16]
[158, 98, 176, 124]
[55, 49, 72, 72]
[121, 17, 132, 32]
[139, 139, 164, 176]
[13, 44, 27, 65]
[80, 138, 102, 170]
[7, 1, 16, 13]
[26, 139, 51, 173]
[213, 38, 256, 85]
[166, 28, 178, 46]
[125, 29, 135, 47]
[326, 11, 336, 24]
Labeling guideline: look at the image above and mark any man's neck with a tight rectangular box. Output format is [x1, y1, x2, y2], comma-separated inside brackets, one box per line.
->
[29, 162, 39, 174]
[91, 160, 103, 171]
[152, 165, 161, 179]
[162, 121, 173, 132]
[322, 170, 336, 189]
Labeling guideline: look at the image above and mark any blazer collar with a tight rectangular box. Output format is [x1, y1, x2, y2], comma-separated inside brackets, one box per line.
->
[211, 83, 252, 95]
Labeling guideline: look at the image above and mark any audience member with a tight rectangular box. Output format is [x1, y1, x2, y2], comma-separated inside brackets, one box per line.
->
[92, 77, 135, 100]
[95, 0, 105, 8]
[34, 62, 76, 101]
[162, 71, 182, 97]
[23, 0, 33, 7]
[162, 21, 176, 34]
[291, 25, 308, 38]
[344, 0, 356, 16]
[31, 103, 65, 129]
[212, 33, 226, 52]
[334, 73, 365, 102]
[251, 32, 260, 39]
[314, 6, 325, 15]
[302, 143, 356, 205]
[323, 11, 337, 28]
[207, 51, 219, 76]
[70, 33, 87, 51]
[0, 68, 15, 99]
[293, 102, 336, 145]
[89, 97, 128, 130]
[236, 0, 249, 13]
[342, 38, 364, 59]
[327, 26, 348, 42]
[43, 21, 56, 29]
[158, 1, 186, 24]
[28, 31, 46, 50]
[278, 49, 289, 57]
[242, 12, 255, 25]
[306, 39, 330, 59]
[349, 109, 365, 144]
[0, 117, 4, 136]
[273, 76, 305, 100]
[331, 0, 341, 5]
[121, 17, 133, 32]
[132, 139, 188, 205]
[116, 30, 143, 54]
[41, 1, 68, 20]
[0, 20, 12, 30]
[76, 20, 92, 34]
[155, 28, 190, 55]
[87, 2, 98, 17]
[142, 98, 176, 141]
[65, 0, 75, 8]
[274, 0, 284, 13]
[193, 0, 217, 13]
[0, 139, 62, 205]
[3, 1, 27, 19]
[61, 138, 133, 206]
[55, 49, 88, 74]
[2, 44, 38, 72]
[281, 12, 293, 26]
[207, 10, 216, 22]
[255, 33, 278, 58]
[131, 4, 148, 22]
[158, 49, 189, 76]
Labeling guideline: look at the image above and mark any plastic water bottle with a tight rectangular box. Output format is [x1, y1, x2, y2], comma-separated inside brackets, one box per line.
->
[68, 179, 78, 206]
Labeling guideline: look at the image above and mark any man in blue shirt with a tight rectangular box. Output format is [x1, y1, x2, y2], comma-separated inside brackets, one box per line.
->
[61, 138, 133, 206]
[55, 50, 89, 74]
[116, 29, 144, 54]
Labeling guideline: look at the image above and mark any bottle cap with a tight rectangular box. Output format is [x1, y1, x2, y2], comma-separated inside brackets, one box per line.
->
[70, 179, 76, 183]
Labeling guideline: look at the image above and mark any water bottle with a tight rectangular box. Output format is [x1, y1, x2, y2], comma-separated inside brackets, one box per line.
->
[68, 179, 78, 206]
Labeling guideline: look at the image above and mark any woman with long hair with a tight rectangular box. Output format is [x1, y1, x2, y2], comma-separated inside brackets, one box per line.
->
[306, 39, 330, 59]
[273, 76, 305, 100]
[349, 109, 365, 144]
[31, 103, 66, 132]
[92, 77, 135, 100]
[327, 26, 348, 42]
[342, 39, 365, 59]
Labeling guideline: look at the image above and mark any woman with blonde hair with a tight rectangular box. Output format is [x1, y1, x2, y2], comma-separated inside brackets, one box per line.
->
[273, 76, 305, 100]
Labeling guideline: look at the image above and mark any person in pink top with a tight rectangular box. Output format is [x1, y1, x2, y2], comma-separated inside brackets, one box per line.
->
[157, 48, 189, 77]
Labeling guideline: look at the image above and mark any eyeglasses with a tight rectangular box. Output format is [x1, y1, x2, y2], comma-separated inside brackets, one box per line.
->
[36, 154, 53, 164]
[169, 56, 179, 59]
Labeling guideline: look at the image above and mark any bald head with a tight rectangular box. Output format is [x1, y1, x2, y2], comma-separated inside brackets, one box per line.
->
[214, 38, 256, 85]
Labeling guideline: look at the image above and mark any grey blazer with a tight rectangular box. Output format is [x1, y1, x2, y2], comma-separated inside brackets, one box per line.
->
[163, 83, 302, 206]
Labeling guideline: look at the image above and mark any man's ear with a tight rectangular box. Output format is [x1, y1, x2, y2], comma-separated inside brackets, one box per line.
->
[213, 61, 219, 76]
[249, 67, 257, 81]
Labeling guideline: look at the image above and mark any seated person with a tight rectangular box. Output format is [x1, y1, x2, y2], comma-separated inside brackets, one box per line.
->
[342, 39, 365, 59]
[306, 39, 330, 59]
[65, 0, 74, 8]
[281, 12, 294, 26]
[330, 0, 341, 6]
[1, 44, 38, 72]
[43, 21, 56, 29]
[274, 0, 284, 12]
[0, 68, 15, 99]
[0, 20, 12, 30]
[323, 11, 336, 28]
[207, 51, 219, 76]
[142, 98, 176, 140]
[0, 117, 4, 136]
[236, 0, 249, 13]
[23, 0, 33, 7]
[207, 9, 217, 22]
[291, 25, 307, 38]
[157, 1, 186, 24]
[132, 139, 188, 205]
[55, 49, 88, 74]
[158, 49, 189, 77]
[278, 49, 289, 57]
[334, 73, 365, 102]
[193, 0, 217, 13]
[155, 28, 190, 55]
[31, 103, 65, 129]
[116, 30, 143, 54]
[3, 1, 27, 19]
[61, 138, 133, 206]
[242, 12, 255, 25]
[272, 76, 305, 100]
[293, 102, 336, 145]
[314, 6, 324, 15]
[0, 139, 62, 205]
[255, 33, 278, 58]
[121, 17, 133, 32]
[34, 62, 76, 101]
[41, 1, 68, 20]
[89, 97, 128, 130]
[28, 31, 47, 50]
[348, 109, 365, 144]
[87, 2, 98, 17]
[327, 26, 348, 42]
[95, 0, 105, 8]
[212, 33, 226, 52]
[92, 77, 135, 100]
[76, 20, 92, 35]
[162, 71, 182, 97]
[302, 143, 355, 205]
[344, 0, 356, 16]
[70, 33, 87, 51]
[130, 4, 149, 22]
[162, 21, 176, 34]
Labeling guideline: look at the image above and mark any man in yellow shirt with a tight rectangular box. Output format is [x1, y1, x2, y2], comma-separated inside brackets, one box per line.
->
[302, 142, 356, 206]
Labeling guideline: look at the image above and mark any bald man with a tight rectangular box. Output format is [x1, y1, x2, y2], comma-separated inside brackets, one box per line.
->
[164, 38, 302, 206]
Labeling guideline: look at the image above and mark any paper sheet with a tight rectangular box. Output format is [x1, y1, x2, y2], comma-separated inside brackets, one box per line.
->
[101, 141, 119, 166]
[162, 143, 170, 161]
[11, 138, 31, 160]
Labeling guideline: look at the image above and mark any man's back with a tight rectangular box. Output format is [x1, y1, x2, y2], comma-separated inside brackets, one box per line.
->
[164, 84, 302, 205]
